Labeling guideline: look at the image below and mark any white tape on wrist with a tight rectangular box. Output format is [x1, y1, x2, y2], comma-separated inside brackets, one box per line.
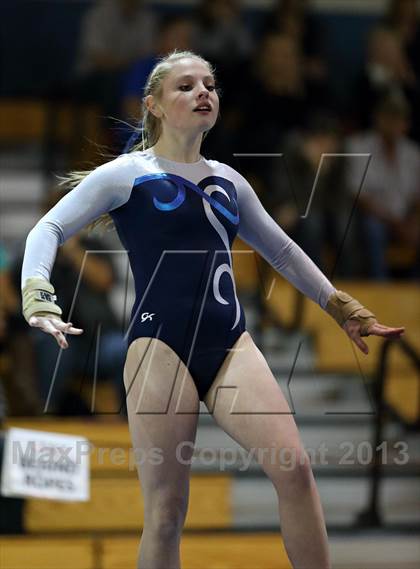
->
[22, 277, 63, 323]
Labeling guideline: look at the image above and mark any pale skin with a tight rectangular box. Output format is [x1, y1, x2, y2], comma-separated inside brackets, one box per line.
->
[29, 57, 405, 568]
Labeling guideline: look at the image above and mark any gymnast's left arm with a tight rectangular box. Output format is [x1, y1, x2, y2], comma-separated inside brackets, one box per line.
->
[234, 171, 405, 354]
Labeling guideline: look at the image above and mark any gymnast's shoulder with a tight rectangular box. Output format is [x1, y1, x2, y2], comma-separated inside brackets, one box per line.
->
[203, 159, 253, 192]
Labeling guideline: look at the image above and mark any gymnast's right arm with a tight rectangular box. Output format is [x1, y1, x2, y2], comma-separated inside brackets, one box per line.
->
[21, 155, 134, 348]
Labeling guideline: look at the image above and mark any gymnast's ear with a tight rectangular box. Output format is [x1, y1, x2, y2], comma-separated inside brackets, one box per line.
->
[145, 95, 163, 119]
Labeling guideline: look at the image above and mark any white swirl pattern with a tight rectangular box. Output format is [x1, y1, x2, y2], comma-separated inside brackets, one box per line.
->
[202, 186, 241, 329]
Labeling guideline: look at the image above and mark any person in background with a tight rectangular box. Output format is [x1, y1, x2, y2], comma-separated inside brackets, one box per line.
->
[71, 0, 158, 148]
[0, 242, 41, 415]
[190, 0, 254, 165]
[384, 0, 420, 140]
[385, 0, 420, 77]
[354, 26, 418, 135]
[192, 0, 254, 68]
[0, 244, 19, 344]
[0, 243, 15, 419]
[346, 93, 420, 280]
[267, 114, 355, 277]
[191, 0, 254, 104]
[12, 192, 127, 416]
[120, 16, 195, 150]
[262, 0, 330, 108]
[235, 33, 308, 190]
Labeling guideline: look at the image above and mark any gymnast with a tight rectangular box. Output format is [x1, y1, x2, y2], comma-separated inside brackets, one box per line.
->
[21, 50, 404, 568]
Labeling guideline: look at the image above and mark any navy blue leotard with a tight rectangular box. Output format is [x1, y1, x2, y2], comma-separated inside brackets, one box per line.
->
[110, 171, 246, 399]
[22, 150, 335, 400]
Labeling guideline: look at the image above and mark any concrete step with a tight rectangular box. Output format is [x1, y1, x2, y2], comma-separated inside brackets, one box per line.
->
[233, 476, 420, 528]
[0, 171, 44, 202]
[0, 145, 44, 170]
[0, 208, 40, 241]
[190, 422, 420, 473]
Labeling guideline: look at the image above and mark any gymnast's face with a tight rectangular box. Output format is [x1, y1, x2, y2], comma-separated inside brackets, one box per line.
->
[148, 58, 219, 135]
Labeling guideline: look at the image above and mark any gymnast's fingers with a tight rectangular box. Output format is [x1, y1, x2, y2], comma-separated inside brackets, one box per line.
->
[42, 318, 69, 349]
[53, 328, 68, 349]
[29, 316, 83, 336]
[28, 316, 73, 349]
[366, 322, 405, 338]
[39, 317, 69, 349]
[54, 319, 84, 335]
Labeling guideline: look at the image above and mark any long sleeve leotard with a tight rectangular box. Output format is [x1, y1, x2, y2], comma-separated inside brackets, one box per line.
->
[22, 150, 335, 399]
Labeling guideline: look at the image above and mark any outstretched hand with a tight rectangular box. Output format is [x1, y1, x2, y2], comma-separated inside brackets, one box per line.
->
[29, 316, 83, 349]
[343, 318, 405, 355]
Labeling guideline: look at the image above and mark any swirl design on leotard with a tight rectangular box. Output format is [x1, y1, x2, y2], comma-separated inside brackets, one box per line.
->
[133, 173, 239, 223]
[133, 172, 241, 330]
[201, 183, 241, 330]
[134, 173, 186, 211]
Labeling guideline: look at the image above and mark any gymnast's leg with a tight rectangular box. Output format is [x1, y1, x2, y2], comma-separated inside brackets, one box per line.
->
[124, 337, 200, 569]
[204, 331, 331, 569]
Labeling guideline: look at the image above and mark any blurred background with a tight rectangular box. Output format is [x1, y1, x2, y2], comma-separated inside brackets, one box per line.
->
[0, 0, 419, 568]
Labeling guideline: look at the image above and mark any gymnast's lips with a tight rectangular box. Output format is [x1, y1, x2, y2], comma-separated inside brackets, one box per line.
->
[193, 104, 212, 112]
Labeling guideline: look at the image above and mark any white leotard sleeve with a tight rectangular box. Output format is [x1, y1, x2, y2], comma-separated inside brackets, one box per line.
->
[21, 154, 134, 289]
[231, 166, 336, 309]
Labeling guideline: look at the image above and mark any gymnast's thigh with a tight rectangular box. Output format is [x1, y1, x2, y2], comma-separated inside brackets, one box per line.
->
[203, 331, 304, 471]
[124, 337, 200, 493]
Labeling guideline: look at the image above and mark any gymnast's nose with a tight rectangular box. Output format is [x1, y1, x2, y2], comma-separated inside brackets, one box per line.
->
[198, 84, 210, 98]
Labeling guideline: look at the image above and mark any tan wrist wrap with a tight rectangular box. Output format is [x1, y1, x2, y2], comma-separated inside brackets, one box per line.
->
[325, 290, 377, 336]
[22, 277, 62, 323]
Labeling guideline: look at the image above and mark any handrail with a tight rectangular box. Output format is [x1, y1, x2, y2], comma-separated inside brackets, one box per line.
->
[357, 336, 420, 527]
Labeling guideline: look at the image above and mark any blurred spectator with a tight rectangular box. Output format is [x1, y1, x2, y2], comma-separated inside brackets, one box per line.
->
[385, 0, 420, 77]
[191, 0, 254, 105]
[71, 0, 158, 148]
[354, 26, 419, 136]
[0, 242, 41, 416]
[0, 245, 18, 345]
[346, 94, 420, 280]
[192, 0, 254, 66]
[0, 243, 14, 420]
[262, 0, 330, 107]
[235, 33, 309, 186]
[384, 0, 420, 140]
[0, 379, 6, 423]
[119, 16, 195, 149]
[75, 0, 157, 77]
[12, 192, 127, 416]
[267, 114, 355, 276]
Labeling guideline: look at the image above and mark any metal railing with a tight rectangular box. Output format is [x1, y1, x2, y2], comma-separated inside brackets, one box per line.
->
[357, 337, 420, 527]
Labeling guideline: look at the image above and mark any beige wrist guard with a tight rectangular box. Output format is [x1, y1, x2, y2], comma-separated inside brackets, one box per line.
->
[22, 277, 62, 324]
[325, 290, 377, 336]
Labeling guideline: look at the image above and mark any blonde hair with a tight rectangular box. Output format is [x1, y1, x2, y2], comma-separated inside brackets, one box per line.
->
[59, 50, 216, 233]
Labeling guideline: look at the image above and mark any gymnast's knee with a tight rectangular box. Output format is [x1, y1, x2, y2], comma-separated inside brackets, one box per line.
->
[146, 493, 188, 539]
[264, 446, 313, 494]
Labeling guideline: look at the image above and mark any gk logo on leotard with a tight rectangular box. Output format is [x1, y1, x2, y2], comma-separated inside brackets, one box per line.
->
[140, 312, 155, 323]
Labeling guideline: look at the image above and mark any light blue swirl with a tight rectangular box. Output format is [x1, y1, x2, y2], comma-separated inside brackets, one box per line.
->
[133, 173, 239, 223]
[133, 173, 186, 211]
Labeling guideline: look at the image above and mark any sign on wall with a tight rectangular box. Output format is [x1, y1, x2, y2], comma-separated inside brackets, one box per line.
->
[0, 428, 90, 502]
